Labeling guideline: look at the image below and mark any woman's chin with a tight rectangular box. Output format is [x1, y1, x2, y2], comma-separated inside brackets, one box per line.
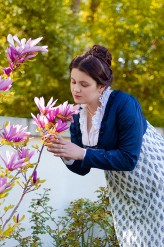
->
[73, 97, 83, 104]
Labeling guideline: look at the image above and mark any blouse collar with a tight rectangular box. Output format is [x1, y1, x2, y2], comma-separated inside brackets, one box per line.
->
[79, 87, 112, 132]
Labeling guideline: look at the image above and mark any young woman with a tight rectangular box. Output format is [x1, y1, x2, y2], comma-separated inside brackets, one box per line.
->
[46, 45, 164, 247]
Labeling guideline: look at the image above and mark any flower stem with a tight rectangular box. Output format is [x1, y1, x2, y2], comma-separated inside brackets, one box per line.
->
[1, 144, 45, 232]
[30, 144, 44, 182]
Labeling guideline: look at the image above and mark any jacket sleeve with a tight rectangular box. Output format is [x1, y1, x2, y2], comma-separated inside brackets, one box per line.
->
[81, 96, 147, 171]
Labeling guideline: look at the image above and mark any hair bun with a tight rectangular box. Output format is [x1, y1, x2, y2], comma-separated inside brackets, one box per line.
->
[86, 45, 112, 67]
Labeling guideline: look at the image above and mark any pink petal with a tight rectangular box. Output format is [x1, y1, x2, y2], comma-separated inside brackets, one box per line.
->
[7, 34, 15, 46]
[28, 37, 43, 47]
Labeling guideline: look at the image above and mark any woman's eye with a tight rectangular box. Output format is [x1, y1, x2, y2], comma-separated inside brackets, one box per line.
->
[71, 80, 76, 84]
[81, 82, 88, 87]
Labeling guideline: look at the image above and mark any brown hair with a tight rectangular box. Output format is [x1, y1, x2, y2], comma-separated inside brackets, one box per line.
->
[69, 45, 113, 87]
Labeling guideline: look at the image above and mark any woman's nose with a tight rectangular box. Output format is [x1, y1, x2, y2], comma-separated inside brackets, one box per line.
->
[73, 84, 81, 93]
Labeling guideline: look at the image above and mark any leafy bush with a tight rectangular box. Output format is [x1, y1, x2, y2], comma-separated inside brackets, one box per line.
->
[8, 187, 119, 247]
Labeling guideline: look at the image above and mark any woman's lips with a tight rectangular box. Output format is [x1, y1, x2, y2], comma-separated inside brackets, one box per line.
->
[74, 95, 81, 99]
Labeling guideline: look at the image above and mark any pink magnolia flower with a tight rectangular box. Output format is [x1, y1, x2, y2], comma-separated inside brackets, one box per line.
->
[7, 34, 48, 58]
[0, 76, 13, 91]
[6, 46, 20, 64]
[55, 119, 68, 133]
[31, 113, 49, 129]
[34, 97, 57, 115]
[46, 108, 59, 122]
[0, 176, 11, 194]
[18, 148, 34, 160]
[0, 122, 30, 142]
[57, 101, 80, 122]
[4, 34, 48, 75]
[32, 97, 80, 134]
[0, 150, 28, 171]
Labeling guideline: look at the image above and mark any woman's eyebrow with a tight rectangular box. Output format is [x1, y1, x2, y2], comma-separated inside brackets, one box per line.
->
[80, 80, 89, 84]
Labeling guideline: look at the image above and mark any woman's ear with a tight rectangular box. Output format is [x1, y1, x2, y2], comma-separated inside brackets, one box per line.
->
[98, 85, 105, 94]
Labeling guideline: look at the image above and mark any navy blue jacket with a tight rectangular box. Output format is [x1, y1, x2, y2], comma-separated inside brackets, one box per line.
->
[66, 90, 147, 175]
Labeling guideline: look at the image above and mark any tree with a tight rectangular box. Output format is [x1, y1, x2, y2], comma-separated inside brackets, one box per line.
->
[0, 0, 163, 126]
[0, 0, 87, 116]
[80, 0, 164, 126]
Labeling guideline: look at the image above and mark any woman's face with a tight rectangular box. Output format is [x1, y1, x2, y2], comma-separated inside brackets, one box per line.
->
[70, 68, 104, 106]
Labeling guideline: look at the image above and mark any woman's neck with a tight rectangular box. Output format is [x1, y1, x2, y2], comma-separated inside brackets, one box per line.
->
[86, 101, 100, 116]
[87, 106, 95, 117]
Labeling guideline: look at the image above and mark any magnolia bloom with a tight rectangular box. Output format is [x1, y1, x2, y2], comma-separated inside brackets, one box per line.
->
[5, 34, 48, 74]
[57, 101, 80, 122]
[0, 176, 11, 194]
[32, 97, 80, 134]
[17, 148, 34, 160]
[31, 113, 49, 129]
[0, 150, 28, 171]
[34, 97, 57, 115]
[0, 122, 30, 142]
[0, 76, 13, 91]
[55, 119, 68, 133]
[46, 108, 59, 123]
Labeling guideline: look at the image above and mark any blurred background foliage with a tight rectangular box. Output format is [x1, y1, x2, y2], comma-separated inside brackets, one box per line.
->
[0, 0, 163, 126]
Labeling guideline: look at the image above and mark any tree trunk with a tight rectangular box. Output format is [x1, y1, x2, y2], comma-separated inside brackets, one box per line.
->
[71, 0, 80, 13]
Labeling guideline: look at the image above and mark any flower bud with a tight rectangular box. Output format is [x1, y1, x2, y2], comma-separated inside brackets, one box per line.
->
[33, 170, 37, 184]
[16, 214, 19, 223]
[3, 67, 12, 76]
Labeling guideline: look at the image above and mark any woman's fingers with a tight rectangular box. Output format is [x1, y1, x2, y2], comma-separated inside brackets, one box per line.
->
[47, 141, 68, 155]
[55, 136, 67, 145]
[47, 143, 64, 150]
[44, 135, 67, 146]
[46, 137, 84, 160]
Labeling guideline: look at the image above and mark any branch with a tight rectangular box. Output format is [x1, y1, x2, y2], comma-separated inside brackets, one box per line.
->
[1, 144, 45, 232]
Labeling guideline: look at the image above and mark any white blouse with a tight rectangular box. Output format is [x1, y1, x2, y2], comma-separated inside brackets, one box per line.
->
[64, 87, 112, 165]
[80, 87, 112, 146]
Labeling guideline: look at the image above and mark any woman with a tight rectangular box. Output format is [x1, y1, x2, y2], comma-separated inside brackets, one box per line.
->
[46, 45, 164, 247]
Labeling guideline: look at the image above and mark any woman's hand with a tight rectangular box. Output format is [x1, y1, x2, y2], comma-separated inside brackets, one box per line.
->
[44, 134, 85, 160]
